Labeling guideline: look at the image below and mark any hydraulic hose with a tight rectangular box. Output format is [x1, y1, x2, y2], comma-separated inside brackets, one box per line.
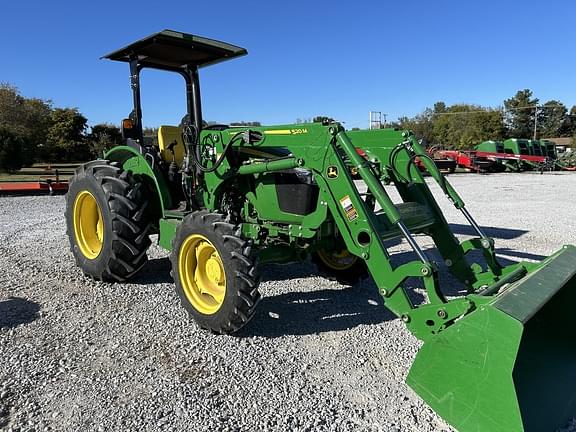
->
[184, 125, 243, 173]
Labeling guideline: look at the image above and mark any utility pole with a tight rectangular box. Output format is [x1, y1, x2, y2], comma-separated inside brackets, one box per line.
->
[533, 106, 539, 140]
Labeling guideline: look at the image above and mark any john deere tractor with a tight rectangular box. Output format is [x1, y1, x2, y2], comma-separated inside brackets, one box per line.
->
[65, 30, 576, 432]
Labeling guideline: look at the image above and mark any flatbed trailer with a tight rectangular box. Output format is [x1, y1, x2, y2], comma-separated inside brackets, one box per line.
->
[414, 156, 457, 173]
[0, 180, 68, 195]
[437, 150, 500, 172]
[475, 151, 551, 171]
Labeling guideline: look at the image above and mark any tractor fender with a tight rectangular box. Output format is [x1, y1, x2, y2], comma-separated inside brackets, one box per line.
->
[104, 146, 171, 217]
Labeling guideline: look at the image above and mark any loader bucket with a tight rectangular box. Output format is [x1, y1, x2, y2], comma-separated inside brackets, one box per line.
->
[407, 245, 576, 432]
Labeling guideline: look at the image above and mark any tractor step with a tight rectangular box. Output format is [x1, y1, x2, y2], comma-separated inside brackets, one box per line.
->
[375, 201, 436, 241]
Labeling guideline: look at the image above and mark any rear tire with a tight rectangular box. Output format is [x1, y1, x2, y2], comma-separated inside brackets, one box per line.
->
[312, 247, 368, 286]
[65, 160, 152, 281]
[170, 211, 260, 334]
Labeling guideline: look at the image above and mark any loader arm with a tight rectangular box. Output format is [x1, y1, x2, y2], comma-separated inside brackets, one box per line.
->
[197, 123, 532, 341]
[315, 127, 477, 339]
[211, 123, 576, 431]
[236, 124, 503, 340]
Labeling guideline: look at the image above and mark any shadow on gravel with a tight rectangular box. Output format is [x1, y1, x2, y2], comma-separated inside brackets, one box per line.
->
[239, 279, 402, 338]
[259, 262, 318, 282]
[0, 297, 40, 328]
[131, 257, 174, 284]
[495, 248, 547, 262]
[449, 223, 528, 240]
[240, 243, 550, 338]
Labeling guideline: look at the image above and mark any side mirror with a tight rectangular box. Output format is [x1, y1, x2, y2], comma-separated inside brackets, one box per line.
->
[121, 118, 139, 140]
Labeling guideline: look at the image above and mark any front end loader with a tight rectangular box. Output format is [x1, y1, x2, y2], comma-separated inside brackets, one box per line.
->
[64, 30, 576, 432]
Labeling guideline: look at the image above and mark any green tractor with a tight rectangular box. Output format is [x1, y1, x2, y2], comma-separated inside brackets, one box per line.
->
[65, 30, 576, 432]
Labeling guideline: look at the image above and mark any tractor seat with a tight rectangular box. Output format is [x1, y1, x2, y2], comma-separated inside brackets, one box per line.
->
[375, 202, 436, 240]
[158, 126, 185, 167]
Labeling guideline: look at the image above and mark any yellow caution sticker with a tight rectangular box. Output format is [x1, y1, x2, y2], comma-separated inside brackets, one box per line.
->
[339, 195, 358, 221]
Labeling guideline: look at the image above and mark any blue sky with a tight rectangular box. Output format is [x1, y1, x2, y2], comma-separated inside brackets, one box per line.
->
[0, 1, 574, 130]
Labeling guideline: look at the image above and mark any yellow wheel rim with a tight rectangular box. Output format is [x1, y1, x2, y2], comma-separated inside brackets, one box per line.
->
[73, 191, 104, 259]
[317, 248, 357, 271]
[178, 234, 226, 315]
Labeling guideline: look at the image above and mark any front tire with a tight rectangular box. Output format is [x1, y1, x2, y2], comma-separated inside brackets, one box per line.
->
[171, 211, 260, 334]
[65, 160, 152, 281]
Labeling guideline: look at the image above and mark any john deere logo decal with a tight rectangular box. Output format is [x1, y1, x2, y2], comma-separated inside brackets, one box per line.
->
[327, 166, 339, 179]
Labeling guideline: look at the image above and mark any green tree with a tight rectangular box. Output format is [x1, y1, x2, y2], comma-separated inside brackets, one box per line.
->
[397, 108, 435, 144]
[23, 98, 53, 136]
[503, 89, 538, 138]
[433, 102, 447, 114]
[88, 123, 123, 157]
[559, 105, 576, 138]
[0, 83, 52, 164]
[229, 121, 262, 126]
[0, 128, 25, 172]
[45, 108, 89, 161]
[142, 127, 159, 147]
[0, 84, 24, 133]
[539, 100, 567, 138]
[312, 116, 335, 124]
[432, 105, 504, 149]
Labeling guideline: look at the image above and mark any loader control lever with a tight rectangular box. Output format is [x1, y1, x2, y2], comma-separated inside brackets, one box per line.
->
[167, 140, 178, 155]
[167, 140, 180, 184]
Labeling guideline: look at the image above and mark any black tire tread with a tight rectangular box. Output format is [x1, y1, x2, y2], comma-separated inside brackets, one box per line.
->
[311, 250, 369, 286]
[65, 159, 152, 282]
[170, 210, 260, 334]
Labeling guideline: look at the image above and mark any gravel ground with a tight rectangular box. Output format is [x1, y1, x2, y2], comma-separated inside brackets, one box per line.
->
[1, 171, 575, 432]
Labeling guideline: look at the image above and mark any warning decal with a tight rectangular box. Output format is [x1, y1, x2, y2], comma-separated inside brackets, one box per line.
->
[339, 195, 358, 221]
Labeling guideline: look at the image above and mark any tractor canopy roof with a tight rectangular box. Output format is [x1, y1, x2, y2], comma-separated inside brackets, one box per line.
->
[102, 29, 247, 70]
